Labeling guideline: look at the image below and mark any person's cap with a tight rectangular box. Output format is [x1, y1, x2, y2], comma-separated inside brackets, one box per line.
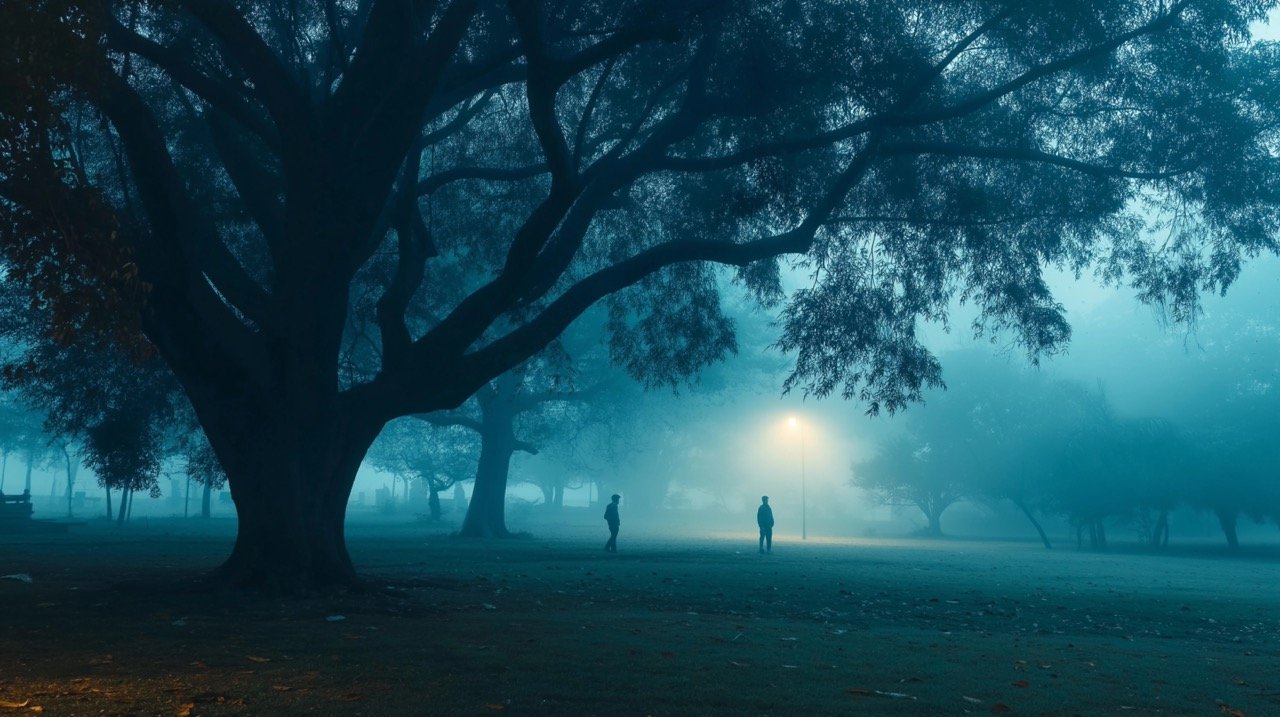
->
[762, 495, 769, 501]
[611, 494, 621, 500]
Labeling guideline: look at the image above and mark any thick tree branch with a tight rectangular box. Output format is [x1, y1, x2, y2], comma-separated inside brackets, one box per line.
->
[376, 154, 433, 369]
[103, 18, 278, 145]
[459, 141, 881, 385]
[418, 89, 496, 147]
[95, 71, 270, 385]
[509, 0, 575, 188]
[413, 411, 482, 433]
[177, 0, 311, 136]
[416, 164, 547, 196]
[205, 109, 286, 251]
[333, 0, 479, 266]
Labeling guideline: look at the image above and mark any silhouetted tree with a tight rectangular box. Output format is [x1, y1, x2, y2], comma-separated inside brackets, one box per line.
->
[4, 0, 1278, 587]
[367, 417, 475, 522]
[853, 435, 966, 536]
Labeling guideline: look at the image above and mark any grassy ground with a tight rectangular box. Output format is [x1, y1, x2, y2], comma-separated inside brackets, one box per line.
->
[0, 520, 1278, 716]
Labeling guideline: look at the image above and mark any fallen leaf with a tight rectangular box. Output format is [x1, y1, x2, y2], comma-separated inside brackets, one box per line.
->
[176, 704, 193, 717]
[271, 685, 294, 692]
[963, 696, 982, 704]
[1012, 679, 1030, 688]
[990, 704, 1012, 714]
[873, 690, 916, 700]
[246, 655, 271, 663]
[0, 699, 30, 709]
[847, 688, 872, 696]
[483, 704, 505, 712]
[1218, 705, 1245, 717]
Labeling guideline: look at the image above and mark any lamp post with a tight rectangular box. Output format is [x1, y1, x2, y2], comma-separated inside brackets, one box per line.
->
[788, 416, 806, 540]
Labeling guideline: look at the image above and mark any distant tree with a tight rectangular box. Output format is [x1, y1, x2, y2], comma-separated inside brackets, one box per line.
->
[1044, 390, 1177, 550]
[1182, 402, 1279, 548]
[1125, 305, 1280, 548]
[54, 439, 82, 518]
[367, 417, 476, 522]
[913, 356, 1088, 548]
[0, 393, 44, 494]
[1117, 418, 1192, 548]
[178, 427, 226, 519]
[853, 435, 966, 537]
[419, 349, 603, 537]
[4, 0, 1278, 588]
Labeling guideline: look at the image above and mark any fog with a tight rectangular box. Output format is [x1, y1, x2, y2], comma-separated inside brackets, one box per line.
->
[15, 256, 1273, 553]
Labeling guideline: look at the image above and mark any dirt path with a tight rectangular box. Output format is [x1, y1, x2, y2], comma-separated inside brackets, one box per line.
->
[1, 522, 1277, 715]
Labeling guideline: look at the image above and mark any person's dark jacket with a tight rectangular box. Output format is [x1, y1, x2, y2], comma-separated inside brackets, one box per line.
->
[757, 504, 774, 529]
[604, 503, 619, 526]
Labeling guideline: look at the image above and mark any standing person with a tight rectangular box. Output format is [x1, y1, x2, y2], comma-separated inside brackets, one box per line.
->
[757, 496, 774, 554]
[604, 494, 621, 552]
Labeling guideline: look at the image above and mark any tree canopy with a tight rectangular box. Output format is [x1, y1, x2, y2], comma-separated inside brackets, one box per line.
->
[2, 0, 1278, 588]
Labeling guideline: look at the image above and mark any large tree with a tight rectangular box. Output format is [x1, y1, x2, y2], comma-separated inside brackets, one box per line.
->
[2, 0, 1278, 588]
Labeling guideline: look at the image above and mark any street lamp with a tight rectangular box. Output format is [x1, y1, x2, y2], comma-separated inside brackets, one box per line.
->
[788, 416, 806, 540]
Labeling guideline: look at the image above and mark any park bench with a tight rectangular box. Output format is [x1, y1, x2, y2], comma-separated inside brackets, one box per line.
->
[0, 491, 77, 534]
[0, 491, 35, 531]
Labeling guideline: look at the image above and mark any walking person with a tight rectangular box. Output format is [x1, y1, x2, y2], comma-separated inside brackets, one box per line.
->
[604, 494, 621, 552]
[757, 496, 774, 554]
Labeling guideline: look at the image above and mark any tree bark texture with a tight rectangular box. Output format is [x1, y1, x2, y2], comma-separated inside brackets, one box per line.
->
[191, 388, 383, 591]
[458, 398, 517, 538]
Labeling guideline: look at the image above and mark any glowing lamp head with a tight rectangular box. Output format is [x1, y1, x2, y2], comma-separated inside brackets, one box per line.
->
[788, 416, 798, 429]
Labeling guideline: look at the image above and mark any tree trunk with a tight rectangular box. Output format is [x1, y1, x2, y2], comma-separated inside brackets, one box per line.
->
[1012, 497, 1051, 549]
[1216, 508, 1240, 549]
[0, 450, 7, 492]
[458, 436, 516, 537]
[105, 486, 112, 519]
[201, 482, 212, 518]
[552, 483, 563, 509]
[23, 456, 33, 493]
[919, 503, 943, 537]
[458, 401, 518, 538]
[428, 484, 441, 521]
[191, 401, 382, 592]
[214, 453, 364, 589]
[158, 314, 387, 590]
[64, 451, 78, 518]
[116, 488, 130, 525]
[1151, 509, 1169, 549]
